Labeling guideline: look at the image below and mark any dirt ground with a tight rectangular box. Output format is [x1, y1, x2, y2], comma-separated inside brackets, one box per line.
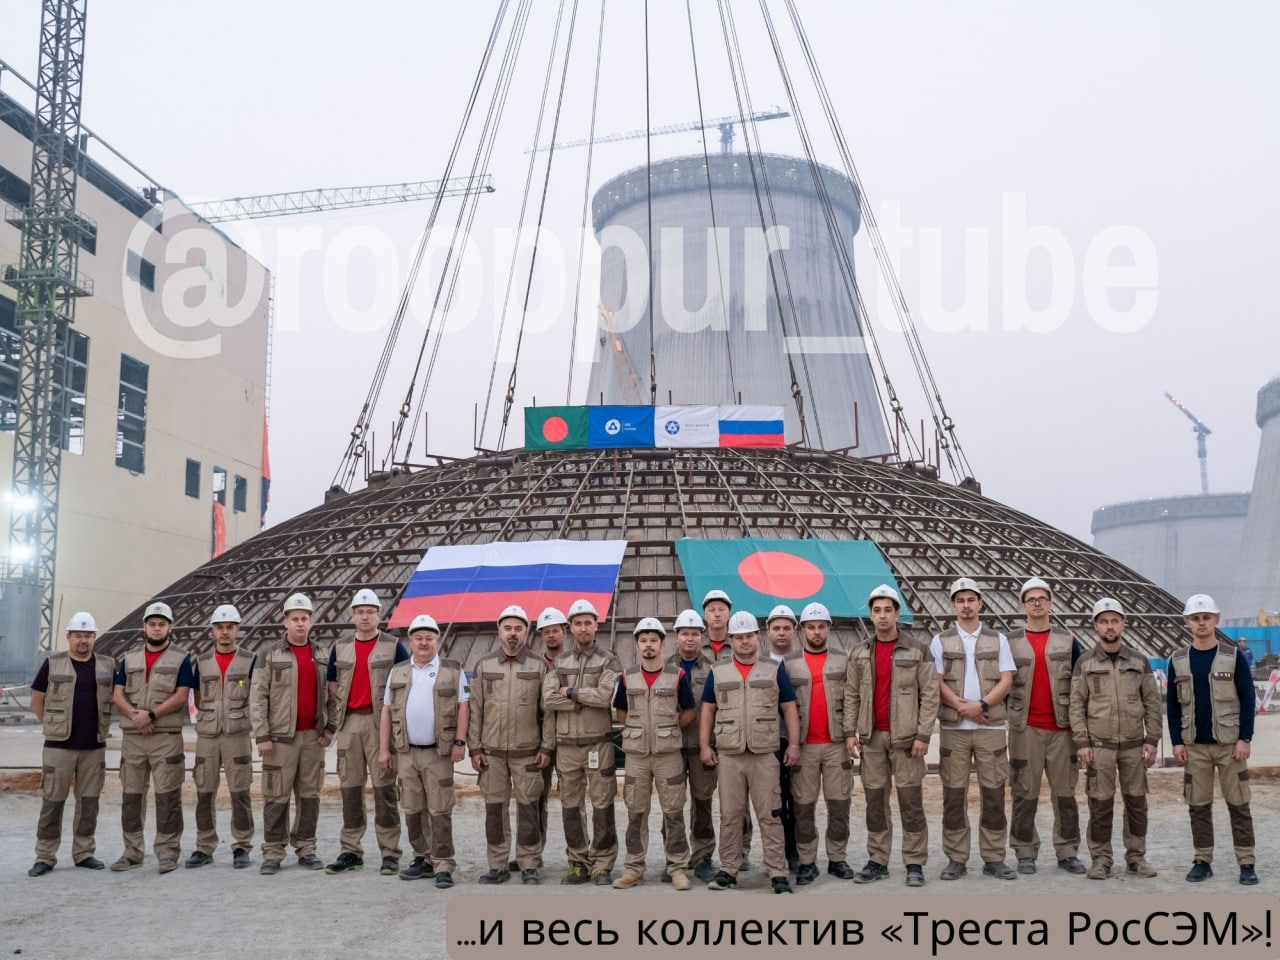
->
[1, 722, 1278, 960]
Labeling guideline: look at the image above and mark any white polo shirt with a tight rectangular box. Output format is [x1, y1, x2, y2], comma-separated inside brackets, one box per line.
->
[384, 656, 470, 746]
[930, 624, 1015, 731]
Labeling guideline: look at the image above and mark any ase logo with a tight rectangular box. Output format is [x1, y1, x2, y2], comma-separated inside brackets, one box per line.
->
[664, 420, 681, 435]
[605, 418, 622, 435]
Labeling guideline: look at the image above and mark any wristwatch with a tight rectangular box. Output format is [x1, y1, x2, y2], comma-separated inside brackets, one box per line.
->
[453, 739, 466, 747]
[978, 700, 990, 713]
[148, 709, 157, 722]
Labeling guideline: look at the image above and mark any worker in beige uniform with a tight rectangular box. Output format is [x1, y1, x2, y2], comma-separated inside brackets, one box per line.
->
[1168, 594, 1259, 886]
[468, 605, 554, 885]
[324, 588, 409, 876]
[111, 601, 194, 874]
[931, 578, 1018, 881]
[701, 611, 800, 894]
[612, 617, 698, 890]
[1006, 577, 1085, 876]
[785, 601, 855, 884]
[379, 613, 468, 889]
[250, 593, 329, 874]
[186, 604, 257, 869]
[666, 609, 719, 882]
[845, 585, 937, 888]
[543, 598, 622, 885]
[28, 612, 113, 876]
[531, 606, 569, 865]
[1070, 598, 1161, 880]
[700, 590, 733, 663]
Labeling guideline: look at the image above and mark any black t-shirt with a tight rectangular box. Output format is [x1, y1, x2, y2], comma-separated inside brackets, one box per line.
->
[32, 657, 102, 751]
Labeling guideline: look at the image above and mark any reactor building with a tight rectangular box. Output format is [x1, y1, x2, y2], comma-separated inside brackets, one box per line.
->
[1229, 375, 1280, 622]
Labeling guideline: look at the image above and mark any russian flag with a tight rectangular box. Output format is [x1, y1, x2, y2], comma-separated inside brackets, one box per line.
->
[389, 539, 628, 628]
[718, 404, 785, 448]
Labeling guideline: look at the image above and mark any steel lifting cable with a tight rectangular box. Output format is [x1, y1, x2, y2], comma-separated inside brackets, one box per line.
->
[331, 0, 513, 489]
[495, 0, 585, 449]
[781, 0, 973, 478]
[684, 0, 737, 399]
[755, 0, 905, 459]
[644, 0, 657, 405]
[716, 0, 819, 448]
[565, 0, 610, 405]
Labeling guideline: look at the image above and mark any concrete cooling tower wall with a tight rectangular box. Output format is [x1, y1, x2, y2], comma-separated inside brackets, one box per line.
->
[1230, 376, 1280, 620]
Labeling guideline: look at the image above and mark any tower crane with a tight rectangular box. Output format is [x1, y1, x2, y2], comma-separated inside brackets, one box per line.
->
[598, 305, 644, 404]
[184, 175, 495, 223]
[532, 106, 789, 154]
[1165, 391, 1212, 495]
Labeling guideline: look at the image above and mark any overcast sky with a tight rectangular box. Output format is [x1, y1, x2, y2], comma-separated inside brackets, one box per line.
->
[3, 0, 1277, 543]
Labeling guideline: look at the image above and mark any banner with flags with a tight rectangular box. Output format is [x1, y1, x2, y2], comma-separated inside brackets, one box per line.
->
[655, 405, 720, 448]
[587, 405, 654, 449]
[525, 406, 590, 451]
[390, 538, 629, 628]
[718, 405, 785, 448]
[674, 537, 910, 620]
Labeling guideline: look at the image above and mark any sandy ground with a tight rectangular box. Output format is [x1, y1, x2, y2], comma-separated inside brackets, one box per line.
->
[1, 716, 1278, 959]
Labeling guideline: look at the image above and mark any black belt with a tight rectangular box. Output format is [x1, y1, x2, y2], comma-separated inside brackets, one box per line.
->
[409, 742, 437, 749]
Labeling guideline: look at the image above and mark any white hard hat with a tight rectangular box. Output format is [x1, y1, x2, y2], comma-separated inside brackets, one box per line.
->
[728, 611, 759, 635]
[143, 601, 173, 623]
[567, 598, 599, 620]
[1091, 598, 1125, 620]
[866, 585, 901, 609]
[949, 577, 982, 599]
[283, 593, 313, 614]
[497, 604, 529, 626]
[1020, 577, 1052, 601]
[701, 589, 732, 609]
[766, 604, 797, 624]
[210, 604, 242, 625]
[350, 588, 381, 611]
[633, 617, 667, 638]
[536, 607, 569, 631]
[66, 611, 97, 633]
[800, 601, 832, 623]
[408, 613, 440, 634]
[1183, 594, 1220, 616]
[673, 609, 705, 631]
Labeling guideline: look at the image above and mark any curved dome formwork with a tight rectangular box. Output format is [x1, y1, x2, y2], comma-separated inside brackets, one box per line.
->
[98, 447, 1190, 666]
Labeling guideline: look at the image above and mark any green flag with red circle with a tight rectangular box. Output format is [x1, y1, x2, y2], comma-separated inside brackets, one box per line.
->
[674, 537, 911, 621]
[525, 406, 589, 451]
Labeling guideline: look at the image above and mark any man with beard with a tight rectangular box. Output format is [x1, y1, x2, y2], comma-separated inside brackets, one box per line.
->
[468, 606, 554, 885]
[111, 601, 194, 874]
[28, 612, 114, 876]
[530, 606, 569, 864]
[666, 609, 718, 881]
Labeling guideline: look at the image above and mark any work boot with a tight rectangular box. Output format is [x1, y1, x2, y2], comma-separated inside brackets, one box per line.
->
[771, 876, 794, 894]
[232, 849, 251, 870]
[28, 861, 52, 877]
[940, 861, 967, 881]
[982, 861, 1017, 881]
[324, 852, 364, 874]
[1186, 861, 1213, 883]
[827, 861, 855, 880]
[75, 857, 105, 870]
[591, 868, 613, 886]
[400, 857, 432, 880]
[694, 858, 717, 882]
[795, 863, 820, 886]
[1126, 859, 1157, 878]
[905, 865, 925, 887]
[379, 857, 399, 876]
[157, 858, 178, 875]
[669, 869, 692, 891]
[1240, 866, 1259, 886]
[185, 851, 213, 869]
[612, 871, 644, 889]
[707, 871, 737, 891]
[740, 857, 753, 873]
[521, 868, 541, 885]
[434, 872, 454, 889]
[1087, 861, 1112, 880]
[297, 854, 324, 870]
[259, 859, 281, 875]
[561, 862, 589, 885]
[1058, 856, 1086, 875]
[478, 868, 510, 884]
[1017, 857, 1036, 875]
[853, 860, 889, 884]
[110, 856, 142, 872]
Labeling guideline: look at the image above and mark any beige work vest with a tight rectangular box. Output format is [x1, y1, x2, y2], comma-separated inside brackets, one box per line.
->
[781, 646, 849, 743]
[936, 626, 1006, 724]
[619, 664, 684, 757]
[121, 644, 190, 732]
[194, 649, 256, 736]
[1006, 626, 1075, 732]
[708, 658, 781, 755]
[385, 658, 463, 756]
[41, 652, 114, 744]
[1170, 642, 1242, 745]
[327, 632, 401, 730]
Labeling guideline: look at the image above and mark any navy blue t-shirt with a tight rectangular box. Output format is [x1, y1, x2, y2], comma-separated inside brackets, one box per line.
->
[613, 668, 696, 712]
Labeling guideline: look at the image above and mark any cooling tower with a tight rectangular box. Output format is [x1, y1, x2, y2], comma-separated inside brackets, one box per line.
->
[1229, 375, 1280, 620]
[587, 154, 892, 456]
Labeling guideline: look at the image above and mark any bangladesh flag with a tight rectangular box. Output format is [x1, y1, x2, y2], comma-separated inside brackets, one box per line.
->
[674, 537, 911, 621]
[525, 406, 588, 451]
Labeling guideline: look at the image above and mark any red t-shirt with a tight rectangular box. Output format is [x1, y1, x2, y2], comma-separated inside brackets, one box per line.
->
[1026, 630, 1068, 731]
[291, 643, 317, 732]
[873, 639, 895, 732]
[345, 638, 377, 711]
[734, 660, 754, 682]
[642, 668, 662, 689]
[144, 647, 164, 680]
[711, 639, 727, 660]
[804, 650, 831, 744]
[215, 650, 236, 677]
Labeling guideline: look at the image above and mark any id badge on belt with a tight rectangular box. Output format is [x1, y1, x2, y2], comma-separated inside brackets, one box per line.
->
[588, 748, 600, 770]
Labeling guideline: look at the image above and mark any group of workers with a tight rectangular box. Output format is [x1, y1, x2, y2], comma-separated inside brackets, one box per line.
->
[26, 575, 1260, 890]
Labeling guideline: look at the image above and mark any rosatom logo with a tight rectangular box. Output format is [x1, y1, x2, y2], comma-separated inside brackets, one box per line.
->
[664, 420, 680, 435]
[605, 418, 622, 435]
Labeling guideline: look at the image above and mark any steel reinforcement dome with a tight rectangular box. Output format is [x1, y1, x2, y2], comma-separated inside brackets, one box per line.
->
[587, 154, 891, 456]
[1230, 375, 1280, 619]
[98, 447, 1190, 666]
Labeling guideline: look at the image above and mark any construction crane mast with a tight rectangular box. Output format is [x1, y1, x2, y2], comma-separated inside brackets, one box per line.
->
[185, 176, 495, 223]
[1165, 391, 1212, 495]
[1, 0, 92, 653]
[533, 106, 790, 154]
[597, 305, 643, 404]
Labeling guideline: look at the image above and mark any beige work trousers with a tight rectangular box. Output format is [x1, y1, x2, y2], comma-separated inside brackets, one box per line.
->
[791, 741, 853, 865]
[34, 745, 105, 866]
[480, 751, 544, 871]
[1184, 742, 1254, 866]
[716, 750, 785, 877]
[336, 711, 401, 859]
[260, 729, 324, 861]
[939, 727, 1009, 865]
[120, 731, 185, 863]
[860, 731, 928, 867]
[398, 746, 456, 873]
[193, 732, 254, 855]
[557, 740, 618, 872]
[677, 747, 718, 865]
[1084, 745, 1147, 866]
[622, 751, 688, 874]
[1009, 726, 1079, 861]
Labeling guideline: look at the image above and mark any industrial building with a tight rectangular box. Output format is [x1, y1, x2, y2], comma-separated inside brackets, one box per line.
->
[0, 85, 270, 681]
[1229, 375, 1280, 624]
